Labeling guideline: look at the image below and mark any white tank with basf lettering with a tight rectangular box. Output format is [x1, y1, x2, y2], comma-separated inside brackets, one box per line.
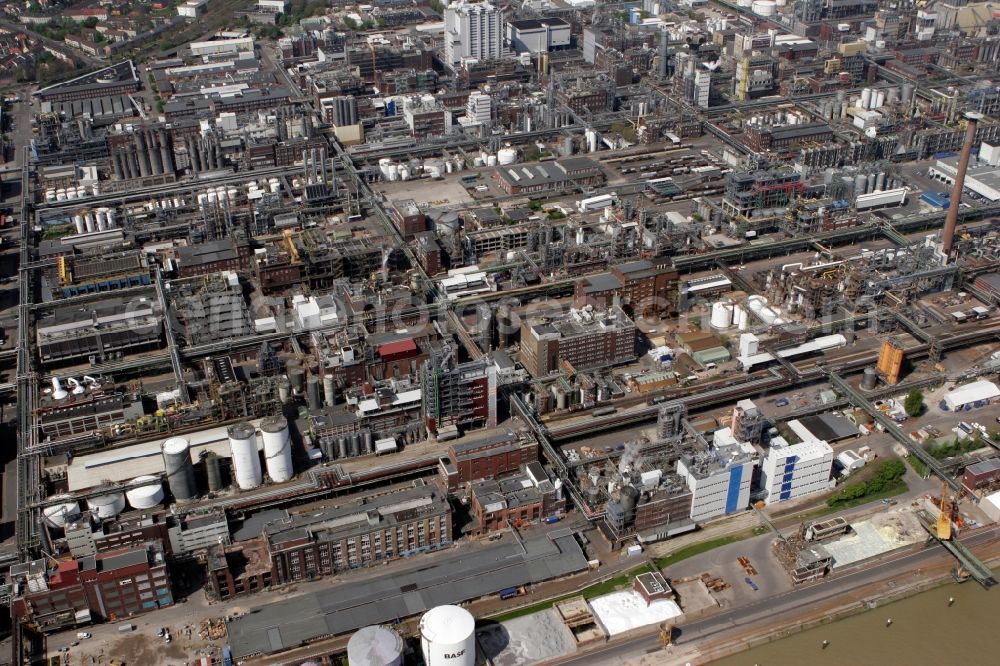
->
[419, 605, 476, 666]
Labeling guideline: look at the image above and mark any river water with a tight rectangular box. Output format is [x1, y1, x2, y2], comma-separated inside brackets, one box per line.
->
[712, 573, 997, 666]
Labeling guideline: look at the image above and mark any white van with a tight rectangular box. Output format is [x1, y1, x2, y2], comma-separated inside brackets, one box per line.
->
[76, 632, 92, 639]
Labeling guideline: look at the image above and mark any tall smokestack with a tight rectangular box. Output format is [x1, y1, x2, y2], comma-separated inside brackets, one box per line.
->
[942, 111, 983, 257]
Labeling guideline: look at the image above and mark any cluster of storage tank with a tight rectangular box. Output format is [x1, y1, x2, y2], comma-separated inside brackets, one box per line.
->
[710, 299, 750, 331]
[248, 178, 282, 198]
[43, 476, 166, 529]
[857, 87, 887, 111]
[377, 155, 467, 181]
[45, 183, 102, 203]
[137, 196, 186, 212]
[316, 429, 386, 461]
[228, 416, 293, 491]
[196, 186, 240, 208]
[68, 207, 117, 235]
[747, 110, 807, 127]
[826, 168, 900, 197]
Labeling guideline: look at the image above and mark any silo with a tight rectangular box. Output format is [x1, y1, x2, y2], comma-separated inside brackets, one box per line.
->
[126, 476, 165, 509]
[420, 605, 476, 666]
[261, 415, 293, 483]
[349, 433, 360, 457]
[854, 174, 868, 195]
[89, 493, 126, 519]
[278, 379, 291, 403]
[229, 423, 262, 490]
[72, 215, 85, 234]
[288, 368, 306, 393]
[43, 495, 81, 528]
[204, 452, 223, 492]
[162, 437, 197, 501]
[861, 88, 872, 109]
[711, 300, 733, 329]
[867, 173, 876, 193]
[347, 625, 404, 666]
[306, 375, 321, 410]
[337, 437, 348, 459]
[320, 437, 334, 461]
[861, 367, 878, 391]
[323, 374, 336, 407]
[875, 172, 886, 191]
[362, 430, 374, 455]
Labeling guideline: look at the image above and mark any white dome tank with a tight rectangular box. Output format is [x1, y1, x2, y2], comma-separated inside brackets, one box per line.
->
[497, 148, 518, 165]
[347, 625, 404, 666]
[261, 415, 293, 483]
[711, 300, 733, 329]
[125, 476, 164, 509]
[89, 493, 126, 519]
[43, 495, 81, 528]
[420, 605, 476, 666]
[752, 0, 776, 15]
[229, 422, 262, 490]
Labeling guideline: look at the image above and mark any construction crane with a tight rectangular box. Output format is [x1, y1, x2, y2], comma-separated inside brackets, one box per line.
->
[936, 480, 953, 541]
[283, 228, 300, 263]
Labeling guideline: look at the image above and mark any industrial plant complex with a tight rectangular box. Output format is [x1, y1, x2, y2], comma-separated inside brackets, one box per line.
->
[2, 0, 1000, 664]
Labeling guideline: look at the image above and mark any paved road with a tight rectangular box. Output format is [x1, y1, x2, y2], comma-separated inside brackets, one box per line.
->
[554, 526, 1000, 665]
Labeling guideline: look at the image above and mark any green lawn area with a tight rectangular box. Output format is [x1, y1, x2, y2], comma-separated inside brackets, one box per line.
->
[488, 563, 655, 623]
[906, 454, 929, 477]
[653, 533, 750, 570]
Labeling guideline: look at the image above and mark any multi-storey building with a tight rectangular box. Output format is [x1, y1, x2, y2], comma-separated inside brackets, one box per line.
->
[266, 482, 452, 583]
[420, 352, 497, 436]
[438, 429, 539, 492]
[742, 122, 834, 152]
[574, 260, 679, 318]
[12, 541, 173, 632]
[759, 438, 834, 505]
[676, 437, 757, 522]
[444, 0, 505, 67]
[36, 297, 163, 366]
[520, 305, 637, 377]
[507, 18, 571, 54]
[470, 463, 566, 532]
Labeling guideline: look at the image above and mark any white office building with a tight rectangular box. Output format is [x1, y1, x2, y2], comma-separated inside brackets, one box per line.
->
[760, 437, 834, 505]
[444, 0, 505, 67]
[676, 433, 756, 522]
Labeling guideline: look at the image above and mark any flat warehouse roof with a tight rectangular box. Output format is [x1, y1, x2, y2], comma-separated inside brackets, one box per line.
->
[227, 533, 589, 658]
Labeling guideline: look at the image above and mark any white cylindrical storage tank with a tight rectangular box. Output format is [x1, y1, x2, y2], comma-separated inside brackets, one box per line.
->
[197, 193, 208, 206]
[162, 437, 197, 501]
[711, 301, 733, 329]
[96, 211, 108, 232]
[229, 423, 262, 490]
[106, 209, 116, 229]
[776, 0, 786, 6]
[84, 212, 95, 233]
[66, 187, 78, 200]
[227, 188, 238, 204]
[89, 493, 126, 519]
[76, 185, 86, 198]
[91, 183, 100, 196]
[420, 605, 476, 666]
[261, 415, 293, 483]
[399, 166, 410, 181]
[125, 476, 164, 509]
[46, 189, 56, 202]
[43, 495, 81, 528]
[445, 160, 454, 174]
[473, 157, 484, 167]
[497, 148, 518, 165]
[861, 88, 872, 109]
[207, 190, 218, 204]
[387, 164, 399, 181]
[737, 0, 752, 6]
[734, 304, 747, 331]
[72, 215, 85, 234]
[347, 625, 404, 666]
[486, 154, 497, 167]
[875, 172, 886, 191]
[56, 189, 67, 201]
[752, 0, 776, 16]
[875, 90, 885, 108]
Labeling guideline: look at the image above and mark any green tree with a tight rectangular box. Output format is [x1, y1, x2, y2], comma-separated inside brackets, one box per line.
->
[82, 17, 99, 29]
[903, 389, 924, 417]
